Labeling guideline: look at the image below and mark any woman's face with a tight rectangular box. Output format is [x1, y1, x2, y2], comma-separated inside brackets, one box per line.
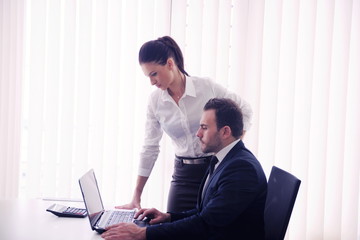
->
[140, 59, 176, 90]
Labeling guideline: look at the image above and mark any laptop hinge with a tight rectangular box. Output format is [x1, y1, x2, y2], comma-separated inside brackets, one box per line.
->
[91, 211, 104, 229]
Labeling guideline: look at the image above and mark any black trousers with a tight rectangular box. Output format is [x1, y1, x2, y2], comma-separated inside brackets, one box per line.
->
[167, 158, 210, 212]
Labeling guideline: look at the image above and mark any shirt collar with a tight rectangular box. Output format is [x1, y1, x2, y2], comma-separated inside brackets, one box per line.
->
[160, 76, 197, 101]
[184, 76, 197, 98]
[215, 139, 241, 164]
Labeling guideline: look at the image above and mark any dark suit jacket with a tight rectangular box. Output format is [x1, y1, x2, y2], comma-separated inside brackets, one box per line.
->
[147, 140, 267, 240]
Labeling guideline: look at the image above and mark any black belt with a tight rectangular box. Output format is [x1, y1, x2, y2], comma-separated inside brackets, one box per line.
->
[175, 155, 213, 164]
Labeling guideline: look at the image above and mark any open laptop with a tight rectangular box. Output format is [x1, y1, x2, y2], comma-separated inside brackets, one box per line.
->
[79, 169, 148, 233]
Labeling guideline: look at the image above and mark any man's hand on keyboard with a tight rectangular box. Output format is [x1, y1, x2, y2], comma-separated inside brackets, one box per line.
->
[134, 208, 171, 225]
[102, 223, 145, 240]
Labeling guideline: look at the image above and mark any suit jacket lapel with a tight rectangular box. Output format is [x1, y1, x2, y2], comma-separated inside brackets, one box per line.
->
[198, 141, 245, 209]
[197, 170, 209, 210]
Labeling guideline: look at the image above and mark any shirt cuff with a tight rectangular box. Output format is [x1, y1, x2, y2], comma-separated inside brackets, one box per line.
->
[138, 167, 152, 177]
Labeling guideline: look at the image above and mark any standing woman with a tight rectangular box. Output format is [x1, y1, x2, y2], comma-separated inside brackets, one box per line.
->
[118, 36, 253, 212]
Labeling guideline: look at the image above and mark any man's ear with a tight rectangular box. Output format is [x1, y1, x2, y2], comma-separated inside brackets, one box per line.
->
[221, 126, 232, 138]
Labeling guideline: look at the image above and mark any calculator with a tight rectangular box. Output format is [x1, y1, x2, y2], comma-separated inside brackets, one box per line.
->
[46, 203, 87, 218]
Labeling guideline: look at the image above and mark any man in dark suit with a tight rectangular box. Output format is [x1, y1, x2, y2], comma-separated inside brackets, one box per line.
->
[101, 98, 267, 240]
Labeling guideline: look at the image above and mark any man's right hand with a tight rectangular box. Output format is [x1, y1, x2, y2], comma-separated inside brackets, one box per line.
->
[135, 208, 171, 225]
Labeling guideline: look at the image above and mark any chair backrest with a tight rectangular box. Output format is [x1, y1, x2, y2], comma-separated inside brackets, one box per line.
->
[264, 166, 301, 240]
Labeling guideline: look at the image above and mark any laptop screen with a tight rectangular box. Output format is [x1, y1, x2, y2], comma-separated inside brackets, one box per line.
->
[79, 169, 104, 225]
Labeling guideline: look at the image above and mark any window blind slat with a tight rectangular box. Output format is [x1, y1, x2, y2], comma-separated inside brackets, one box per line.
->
[323, 0, 353, 237]
[341, 3, 360, 236]
[306, 0, 335, 238]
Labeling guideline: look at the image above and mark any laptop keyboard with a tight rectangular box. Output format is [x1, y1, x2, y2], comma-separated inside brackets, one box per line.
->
[106, 211, 135, 227]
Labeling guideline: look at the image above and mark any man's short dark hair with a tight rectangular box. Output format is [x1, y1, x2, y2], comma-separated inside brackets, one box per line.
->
[203, 98, 243, 138]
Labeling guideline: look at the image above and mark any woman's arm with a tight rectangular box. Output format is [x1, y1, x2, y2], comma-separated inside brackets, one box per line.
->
[116, 175, 149, 209]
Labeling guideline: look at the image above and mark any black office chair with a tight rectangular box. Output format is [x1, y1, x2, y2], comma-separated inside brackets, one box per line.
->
[264, 166, 301, 240]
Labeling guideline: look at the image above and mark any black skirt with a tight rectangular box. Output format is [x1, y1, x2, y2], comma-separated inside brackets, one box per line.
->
[167, 156, 211, 212]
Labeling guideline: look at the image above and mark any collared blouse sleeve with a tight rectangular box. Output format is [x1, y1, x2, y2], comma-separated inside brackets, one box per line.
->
[138, 93, 163, 177]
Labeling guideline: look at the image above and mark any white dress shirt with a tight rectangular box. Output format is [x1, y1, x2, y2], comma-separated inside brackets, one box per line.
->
[138, 76, 252, 177]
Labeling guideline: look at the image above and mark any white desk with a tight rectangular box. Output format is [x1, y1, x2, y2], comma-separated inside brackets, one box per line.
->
[0, 199, 102, 240]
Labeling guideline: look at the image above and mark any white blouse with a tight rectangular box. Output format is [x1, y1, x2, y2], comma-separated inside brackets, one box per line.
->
[138, 76, 253, 177]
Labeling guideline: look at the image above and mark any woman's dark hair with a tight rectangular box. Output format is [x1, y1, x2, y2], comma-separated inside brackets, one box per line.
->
[138, 36, 189, 76]
[203, 98, 244, 138]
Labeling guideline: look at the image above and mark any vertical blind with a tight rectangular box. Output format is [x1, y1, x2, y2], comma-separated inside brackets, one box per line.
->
[0, 0, 23, 199]
[0, 0, 359, 239]
[20, 0, 173, 209]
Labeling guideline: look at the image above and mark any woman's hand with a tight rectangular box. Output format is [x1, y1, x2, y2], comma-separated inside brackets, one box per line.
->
[115, 199, 141, 210]
[116, 176, 148, 210]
